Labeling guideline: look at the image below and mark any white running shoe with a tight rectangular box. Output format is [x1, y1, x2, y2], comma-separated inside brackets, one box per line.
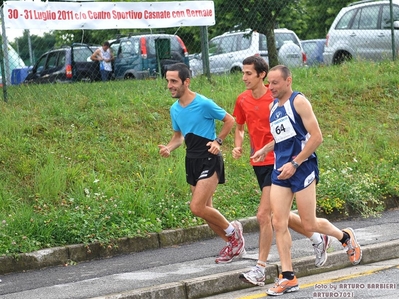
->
[313, 234, 331, 267]
[239, 266, 265, 286]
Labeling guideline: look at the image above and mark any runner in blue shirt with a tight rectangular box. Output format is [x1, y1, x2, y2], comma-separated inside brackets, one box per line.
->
[158, 63, 245, 263]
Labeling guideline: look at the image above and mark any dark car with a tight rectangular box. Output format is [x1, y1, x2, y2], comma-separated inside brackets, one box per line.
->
[24, 43, 101, 84]
[301, 39, 326, 66]
[110, 33, 190, 80]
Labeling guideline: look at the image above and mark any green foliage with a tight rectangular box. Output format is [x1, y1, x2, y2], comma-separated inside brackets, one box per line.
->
[0, 59, 398, 256]
[10, 30, 56, 65]
[301, 0, 352, 39]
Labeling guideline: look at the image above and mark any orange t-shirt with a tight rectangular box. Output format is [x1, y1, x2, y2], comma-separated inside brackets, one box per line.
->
[232, 86, 274, 166]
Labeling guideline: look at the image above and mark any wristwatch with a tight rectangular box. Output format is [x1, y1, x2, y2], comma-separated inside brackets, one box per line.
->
[214, 137, 223, 146]
[291, 160, 299, 169]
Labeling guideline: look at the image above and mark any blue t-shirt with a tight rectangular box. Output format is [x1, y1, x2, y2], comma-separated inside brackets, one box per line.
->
[170, 93, 226, 158]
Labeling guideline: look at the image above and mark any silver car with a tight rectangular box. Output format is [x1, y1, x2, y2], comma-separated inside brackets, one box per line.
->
[323, 0, 399, 65]
[190, 28, 306, 76]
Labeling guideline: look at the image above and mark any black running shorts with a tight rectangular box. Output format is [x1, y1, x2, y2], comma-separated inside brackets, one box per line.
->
[253, 165, 274, 190]
[185, 154, 225, 186]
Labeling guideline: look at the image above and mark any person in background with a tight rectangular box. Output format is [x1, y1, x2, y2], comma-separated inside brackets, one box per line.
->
[251, 65, 362, 296]
[232, 56, 330, 287]
[91, 41, 114, 81]
[158, 62, 246, 264]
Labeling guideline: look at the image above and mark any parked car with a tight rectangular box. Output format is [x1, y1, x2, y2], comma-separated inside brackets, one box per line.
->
[109, 33, 190, 80]
[323, 0, 399, 65]
[301, 39, 326, 66]
[190, 28, 307, 76]
[23, 43, 101, 84]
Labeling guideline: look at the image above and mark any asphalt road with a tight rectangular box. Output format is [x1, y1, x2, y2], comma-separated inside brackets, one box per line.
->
[0, 208, 398, 299]
[204, 258, 399, 299]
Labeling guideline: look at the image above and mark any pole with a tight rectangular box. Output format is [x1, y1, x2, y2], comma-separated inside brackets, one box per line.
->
[390, 0, 396, 61]
[199, 26, 211, 80]
[0, 6, 9, 102]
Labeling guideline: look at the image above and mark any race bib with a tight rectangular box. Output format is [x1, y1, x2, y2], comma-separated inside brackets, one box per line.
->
[271, 115, 296, 143]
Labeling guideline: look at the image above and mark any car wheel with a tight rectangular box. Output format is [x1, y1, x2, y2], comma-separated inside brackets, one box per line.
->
[124, 73, 135, 79]
[230, 67, 241, 74]
[333, 51, 352, 65]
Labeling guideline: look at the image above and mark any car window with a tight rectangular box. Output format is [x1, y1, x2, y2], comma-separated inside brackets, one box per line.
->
[239, 33, 252, 51]
[46, 52, 58, 70]
[74, 48, 93, 62]
[219, 35, 237, 53]
[58, 51, 66, 67]
[209, 38, 221, 55]
[259, 34, 267, 51]
[147, 37, 157, 55]
[36, 55, 47, 73]
[381, 4, 399, 29]
[352, 5, 379, 29]
[170, 38, 182, 51]
[275, 33, 300, 48]
[302, 42, 317, 55]
[147, 37, 158, 55]
[336, 9, 358, 29]
[121, 40, 139, 56]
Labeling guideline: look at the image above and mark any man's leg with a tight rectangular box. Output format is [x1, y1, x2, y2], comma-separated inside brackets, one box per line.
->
[240, 186, 272, 285]
[190, 173, 245, 263]
[288, 212, 310, 236]
[270, 184, 294, 272]
[295, 181, 362, 265]
[288, 212, 331, 267]
[267, 184, 299, 296]
[190, 173, 230, 234]
[257, 186, 273, 263]
[191, 186, 227, 242]
[295, 181, 344, 239]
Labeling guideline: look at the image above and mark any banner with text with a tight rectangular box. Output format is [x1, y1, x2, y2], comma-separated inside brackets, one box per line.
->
[3, 1, 215, 30]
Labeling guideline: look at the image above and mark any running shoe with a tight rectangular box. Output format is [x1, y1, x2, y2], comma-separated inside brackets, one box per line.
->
[313, 234, 331, 267]
[342, 227, 362, 265]
[239, 266, 265, 286]
[215, 220, 245, 263]
[230, 220, 245, 255]
[267, 274, 299, 296]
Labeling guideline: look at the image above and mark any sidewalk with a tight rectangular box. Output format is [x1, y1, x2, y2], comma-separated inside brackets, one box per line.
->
[0, 208, 398, 299]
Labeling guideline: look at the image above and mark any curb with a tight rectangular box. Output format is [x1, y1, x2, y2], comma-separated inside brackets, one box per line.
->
[90, 239, 399, 299]
[0, 217, 260, 275]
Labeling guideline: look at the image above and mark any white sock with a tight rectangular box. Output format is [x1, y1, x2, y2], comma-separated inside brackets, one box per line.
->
[224, 224, 235, 236]
[256, 260, 266, 273]
[309, 233, 322, 245]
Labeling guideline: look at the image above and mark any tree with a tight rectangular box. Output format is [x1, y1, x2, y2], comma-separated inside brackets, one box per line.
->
[11, 30, 56, 66]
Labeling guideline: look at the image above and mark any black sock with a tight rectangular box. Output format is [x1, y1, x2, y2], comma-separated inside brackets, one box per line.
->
[340, 231, 350, 244]
[282, 271, 295, 280]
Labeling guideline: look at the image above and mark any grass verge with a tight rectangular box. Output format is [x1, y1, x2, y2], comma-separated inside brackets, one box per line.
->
[0, 60, 398, 255]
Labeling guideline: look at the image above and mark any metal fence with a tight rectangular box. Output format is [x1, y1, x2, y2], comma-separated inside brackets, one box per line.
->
[1, 0, 398, 101]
